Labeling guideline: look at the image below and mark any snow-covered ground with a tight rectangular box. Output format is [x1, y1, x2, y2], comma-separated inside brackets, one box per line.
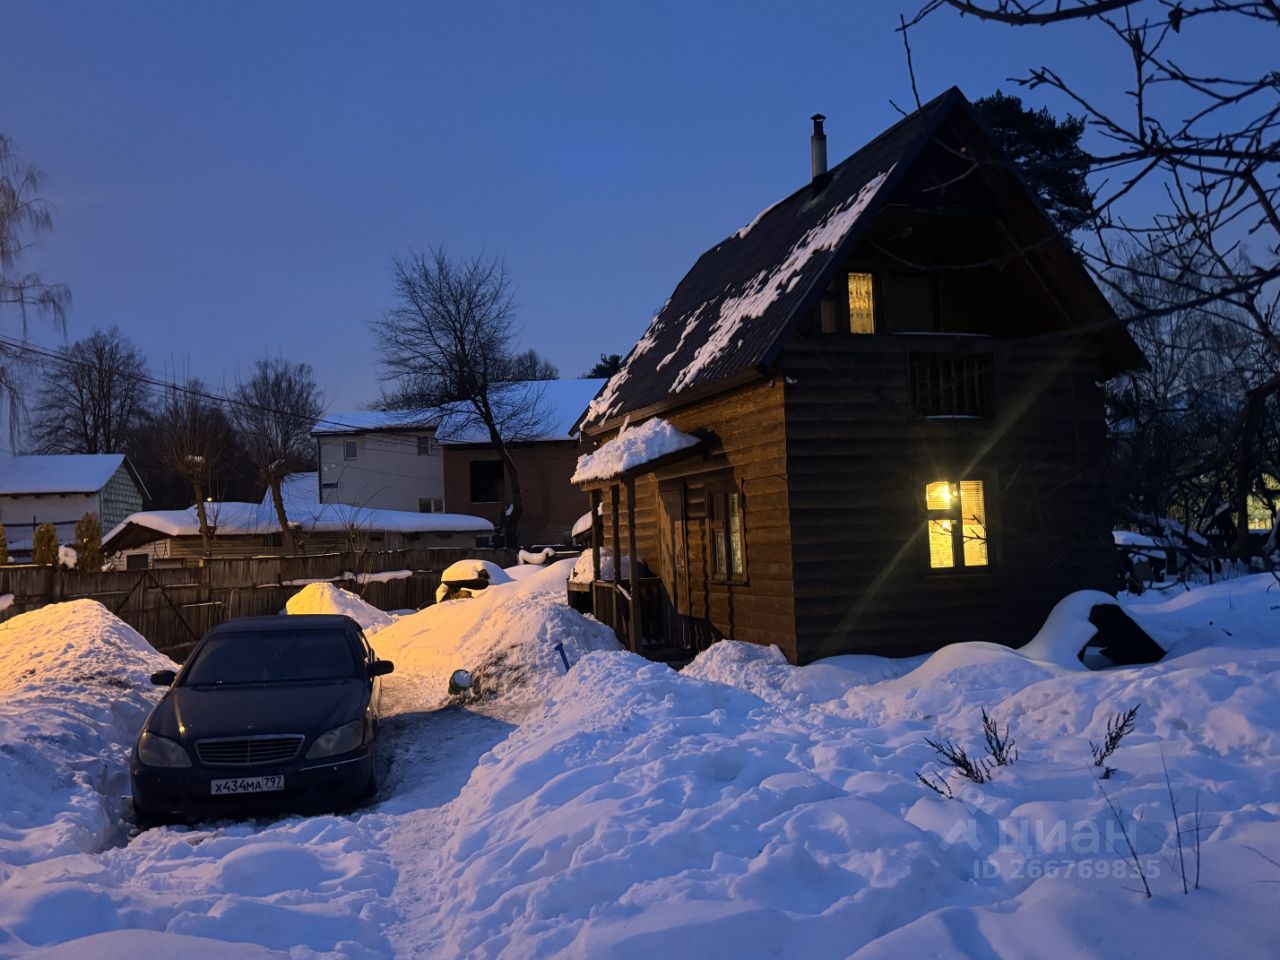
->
[0, 566, 1277, 958]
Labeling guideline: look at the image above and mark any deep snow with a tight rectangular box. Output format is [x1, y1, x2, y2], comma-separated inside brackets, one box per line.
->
[0, 570, 1276, 958]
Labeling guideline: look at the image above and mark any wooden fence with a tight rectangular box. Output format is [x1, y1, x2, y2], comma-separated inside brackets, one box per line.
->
[0, 548, 516, 660]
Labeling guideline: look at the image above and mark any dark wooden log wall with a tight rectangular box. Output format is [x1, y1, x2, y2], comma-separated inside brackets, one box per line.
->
[781, 332, 1114, 663]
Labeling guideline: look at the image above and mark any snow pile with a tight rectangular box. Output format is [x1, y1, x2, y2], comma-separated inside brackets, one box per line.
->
[285, 582, 394, 635]
[435, 559, 515, 603]
[571, 417, 700, 484]
[516, 547, 555, 566]
[0, 601, 173, 881]
[395, 574, 1280, 958]
[376, 559, 620, 712]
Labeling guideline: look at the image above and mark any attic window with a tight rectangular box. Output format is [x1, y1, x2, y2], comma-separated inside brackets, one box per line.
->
[847, 272, 875, 334]
[925, 480, 989, 570]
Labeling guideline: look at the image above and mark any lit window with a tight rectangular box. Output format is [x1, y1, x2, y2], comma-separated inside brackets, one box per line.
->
[925, 479, 989, 569]
[847, 272, 875, 333]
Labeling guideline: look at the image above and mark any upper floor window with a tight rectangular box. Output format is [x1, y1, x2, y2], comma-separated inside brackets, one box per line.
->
[469, 460, 505, 504]
[821, 272, 877, 334]
[343, 440, 358, 460]
[925, 480, 989, 570]
[909, 353, 994, 418]
[417, 436, 440, 456]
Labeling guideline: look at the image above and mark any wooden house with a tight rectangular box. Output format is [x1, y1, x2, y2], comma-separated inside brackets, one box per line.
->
[571, 88, 1143, 665]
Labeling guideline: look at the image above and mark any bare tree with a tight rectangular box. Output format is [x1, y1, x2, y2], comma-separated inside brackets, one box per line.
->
[230, 358, 324, 555]
[0, 134, 70, 442]
[902, 0, 1280, 557]
[154, 381, 236, 557]
[30, 327, 149, 454]
[373, 247, 551, 546]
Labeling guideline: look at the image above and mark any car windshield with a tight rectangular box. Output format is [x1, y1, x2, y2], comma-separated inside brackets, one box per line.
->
[183, 629, 358, 686]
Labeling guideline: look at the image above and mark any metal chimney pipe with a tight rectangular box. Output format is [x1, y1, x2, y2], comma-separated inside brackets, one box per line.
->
[811, 114, 828, 180]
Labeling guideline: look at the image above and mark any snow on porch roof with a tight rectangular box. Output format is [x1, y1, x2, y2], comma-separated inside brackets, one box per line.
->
[571, 418, 700, 485]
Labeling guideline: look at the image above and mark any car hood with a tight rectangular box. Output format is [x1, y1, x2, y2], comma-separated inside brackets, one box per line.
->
[148, 680, 366, 743]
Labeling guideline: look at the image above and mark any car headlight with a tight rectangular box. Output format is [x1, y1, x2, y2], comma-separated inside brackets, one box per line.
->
[137, 732, 191, 768]
[306, 720, 364, 759]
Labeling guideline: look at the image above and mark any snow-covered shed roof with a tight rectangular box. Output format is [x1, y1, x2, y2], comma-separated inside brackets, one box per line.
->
[579, 88, 1141, 431]
[102, 472, 493, 551]
[0, 454, 136, 496]
[571, 418, 700, 484]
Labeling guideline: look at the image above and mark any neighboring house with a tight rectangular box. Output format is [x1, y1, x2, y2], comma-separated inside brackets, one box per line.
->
[312, 412, 443, 513]
[440, 379, 605, 546]
[103, 472, 492, 567]
[571, 88, 1144, 665]
[0, 454, 146, 562]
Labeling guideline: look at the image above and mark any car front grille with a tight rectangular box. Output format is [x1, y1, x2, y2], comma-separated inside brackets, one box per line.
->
[195, 735, 305, 767]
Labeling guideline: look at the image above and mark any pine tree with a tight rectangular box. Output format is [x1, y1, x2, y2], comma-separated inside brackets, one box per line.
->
[973, 91, 1093, 238]
[74, 512, 104, 572]
[31, 523, 58, 566]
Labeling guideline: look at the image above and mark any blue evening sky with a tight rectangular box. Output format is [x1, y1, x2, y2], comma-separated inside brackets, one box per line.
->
[3, 1, 1270, 410]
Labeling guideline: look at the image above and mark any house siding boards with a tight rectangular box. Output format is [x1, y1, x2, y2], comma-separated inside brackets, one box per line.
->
[99, 462, 145, 531]
[587, 379, 799, 661]
[781, 333, 1113, 663]
[315, 430, 444, 513]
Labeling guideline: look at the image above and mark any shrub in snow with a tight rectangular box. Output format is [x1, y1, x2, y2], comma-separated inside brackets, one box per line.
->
[918, 708, 1017, 796]
[1090, 703, 1140, 777]
[285, 581, 394, 635]
[31, 522, 58, 566]
[74, 512, 104, 572]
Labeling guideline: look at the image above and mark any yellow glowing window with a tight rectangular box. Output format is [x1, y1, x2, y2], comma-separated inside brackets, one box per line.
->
[847, 272, 875, 334]
[925, 479, 989, 569]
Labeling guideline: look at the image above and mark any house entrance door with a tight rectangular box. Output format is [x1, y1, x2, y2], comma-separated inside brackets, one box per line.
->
[658, 484, 690, 645]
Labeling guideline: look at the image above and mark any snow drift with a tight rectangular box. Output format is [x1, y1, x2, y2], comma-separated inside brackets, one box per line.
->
[285, 582, 394, 635]
[374, 558, 620, 712]
[0, 601, 173, 882]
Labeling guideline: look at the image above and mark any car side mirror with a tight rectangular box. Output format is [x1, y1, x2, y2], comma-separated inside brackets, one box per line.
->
[150, 669, 177, 687]
[369, 660, 395, 678]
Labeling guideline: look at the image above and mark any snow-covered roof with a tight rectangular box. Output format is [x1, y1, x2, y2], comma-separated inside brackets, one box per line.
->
[0, 454, 130, 496]
[571, 418, 700, 484]
[102, 472, 492, 549]
[311, 410, 437, 437]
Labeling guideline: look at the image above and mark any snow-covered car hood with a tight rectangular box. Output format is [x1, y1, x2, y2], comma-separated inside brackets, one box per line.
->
[147, 679, 366, 743]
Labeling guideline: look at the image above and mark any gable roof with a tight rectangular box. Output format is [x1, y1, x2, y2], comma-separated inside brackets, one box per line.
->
[580, 88, 1139, 431]
[0, 454, 135, 497]
[581, 90, 963, 430]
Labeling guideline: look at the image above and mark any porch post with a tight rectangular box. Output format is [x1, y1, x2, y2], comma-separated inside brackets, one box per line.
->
[626, 476, 640, 652]
[610, 483, 622, 641]
[590, 488, 602, 581]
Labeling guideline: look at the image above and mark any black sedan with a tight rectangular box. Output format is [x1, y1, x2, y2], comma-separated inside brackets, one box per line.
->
[131, 614, 394, 823]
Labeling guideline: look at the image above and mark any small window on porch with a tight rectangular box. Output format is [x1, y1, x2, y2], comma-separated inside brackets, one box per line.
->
[925, 480, 989, 570]
[708, 485, 746, 582]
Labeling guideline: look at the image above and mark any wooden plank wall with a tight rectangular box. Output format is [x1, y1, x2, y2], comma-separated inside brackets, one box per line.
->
[0, 547, 517, 660]
[781, 333, 1114, 662]
[593, 379, 799, 660]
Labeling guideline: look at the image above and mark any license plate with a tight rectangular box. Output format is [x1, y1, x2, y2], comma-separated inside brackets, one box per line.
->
[210, 775, 284, 795]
